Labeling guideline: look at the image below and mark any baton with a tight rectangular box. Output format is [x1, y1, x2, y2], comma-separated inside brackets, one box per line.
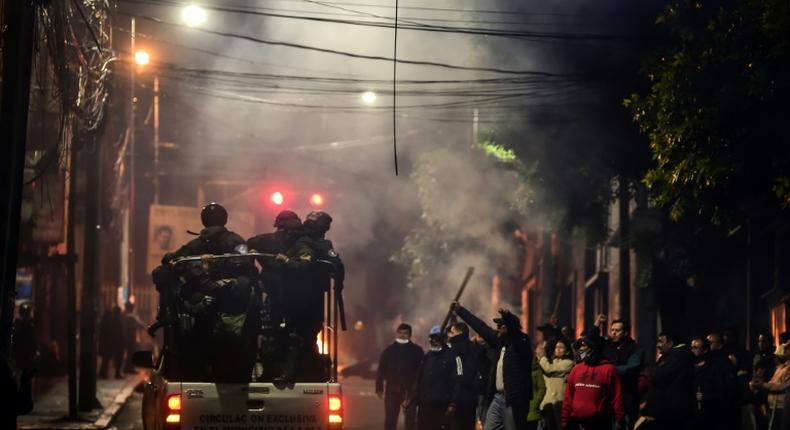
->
[336, 285, 347, 331]
[169, 252, 276, 267]
[440, 267, 475, 333]
[317, 259, 347, 331]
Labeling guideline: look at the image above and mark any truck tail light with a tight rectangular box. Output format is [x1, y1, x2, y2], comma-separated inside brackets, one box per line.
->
[328, 395, 342, 412]
[167, 394, 182, 411]
[328, 394, 343, 428]
[165, 393, 181, 427]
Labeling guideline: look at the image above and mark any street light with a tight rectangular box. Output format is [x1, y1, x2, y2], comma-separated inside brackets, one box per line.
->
[134, 50, 150, 66]
[361, 91, 377, 105]
[181, 4, 207, 27]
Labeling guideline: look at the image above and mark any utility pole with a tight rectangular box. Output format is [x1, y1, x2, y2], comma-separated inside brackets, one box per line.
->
[65, 139, 79, 419]
[0, 0, 36, 361]
[153, 75, 160, 204]
[128, 16, 137, 298]
[79, 136, 102, 410]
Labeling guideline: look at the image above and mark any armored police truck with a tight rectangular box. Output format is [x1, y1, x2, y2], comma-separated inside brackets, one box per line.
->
[134, 252, 345, 430]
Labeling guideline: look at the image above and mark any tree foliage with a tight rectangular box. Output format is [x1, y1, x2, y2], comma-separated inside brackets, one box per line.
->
[626, 0, 790, 224]
[393, 144, 532, 293]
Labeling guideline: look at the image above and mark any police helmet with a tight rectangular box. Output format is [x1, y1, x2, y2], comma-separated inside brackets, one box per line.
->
[201, 202, 228, 227]
[274, 210, 301, 229]
[304, 211, 333, 233]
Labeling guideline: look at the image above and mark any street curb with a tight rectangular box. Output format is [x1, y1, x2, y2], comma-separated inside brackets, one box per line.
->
[19, 375, 143, 430]
[93, 375, 143, 429]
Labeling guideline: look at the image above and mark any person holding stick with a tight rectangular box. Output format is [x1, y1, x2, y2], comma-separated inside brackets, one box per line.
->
[452, 302, 533, 430]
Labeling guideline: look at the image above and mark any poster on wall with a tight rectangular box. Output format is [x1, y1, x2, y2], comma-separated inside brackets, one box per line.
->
[146, 204, 256, 274]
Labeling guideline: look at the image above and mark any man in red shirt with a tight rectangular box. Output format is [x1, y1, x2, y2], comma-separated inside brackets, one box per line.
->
[562, 334, 624, 430]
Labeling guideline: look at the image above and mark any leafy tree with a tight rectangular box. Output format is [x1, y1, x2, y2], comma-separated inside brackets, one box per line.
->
[392, 144, 532, 308]
[626, 0, 790, 224]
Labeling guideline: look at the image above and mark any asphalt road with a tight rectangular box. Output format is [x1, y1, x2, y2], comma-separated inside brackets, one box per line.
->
[110, 376, 389, 430]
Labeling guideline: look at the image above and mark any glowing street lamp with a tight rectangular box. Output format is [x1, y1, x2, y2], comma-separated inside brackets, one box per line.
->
[361, 91, 377, 105]
[134, 50, 150, 66]
[181, 4, 207, 27]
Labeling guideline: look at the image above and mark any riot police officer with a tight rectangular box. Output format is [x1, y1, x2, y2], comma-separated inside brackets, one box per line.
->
[168, 202, 246, 260]
[151, 202, 246, 333]
[247, 210, 302, 264]
[269, 226, 318, 384]
[302, 211, 345, 293]
[247, 210, 303, 327]
[150, 203, 254, 381]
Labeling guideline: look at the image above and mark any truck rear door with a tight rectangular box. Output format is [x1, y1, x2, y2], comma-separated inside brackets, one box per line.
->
[178, 382, 342, 430]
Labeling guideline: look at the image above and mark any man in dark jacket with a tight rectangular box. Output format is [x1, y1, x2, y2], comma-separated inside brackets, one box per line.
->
[452, 303, 533, 430]
[410, 326, 459, 430]
[448, 322, 483, 430]
[691, 337, 738, 429]
[602, 319, 644, 429]
[377, 323, 425, 430]
[643, 332, 695, 430]
[98, 306, 124, 379]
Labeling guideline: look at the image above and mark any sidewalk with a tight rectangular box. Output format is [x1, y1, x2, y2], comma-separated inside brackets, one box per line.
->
[18, 372, 144, 430]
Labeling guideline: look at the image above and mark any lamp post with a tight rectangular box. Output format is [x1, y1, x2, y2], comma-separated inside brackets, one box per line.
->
[128, 16, 136, 302]
[154, 75, 160, 204]
[129, 13, 150, 300]
[127, 5, 202, 291]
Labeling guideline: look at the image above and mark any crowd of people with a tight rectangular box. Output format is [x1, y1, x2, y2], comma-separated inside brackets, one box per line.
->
[377, 308, 790, 430]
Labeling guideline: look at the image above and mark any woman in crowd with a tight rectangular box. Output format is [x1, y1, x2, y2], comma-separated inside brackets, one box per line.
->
[538, 338, 574, 430]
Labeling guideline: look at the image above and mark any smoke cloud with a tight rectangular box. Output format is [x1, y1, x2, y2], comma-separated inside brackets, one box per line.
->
[128, 0, 665, 355]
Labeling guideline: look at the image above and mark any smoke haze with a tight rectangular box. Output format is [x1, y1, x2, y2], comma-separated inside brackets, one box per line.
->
[123, 0, 665, 353]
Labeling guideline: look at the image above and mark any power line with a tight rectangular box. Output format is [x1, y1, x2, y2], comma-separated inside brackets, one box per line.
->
[115, 53, 574, 85]
[118, 0, 645, 42]
[209, 0, 585, 18]
[152, 4, 576, 27]
[114, 26, 370, 78]
[117, 12, 579, 75]
[115, 58, 583, 102]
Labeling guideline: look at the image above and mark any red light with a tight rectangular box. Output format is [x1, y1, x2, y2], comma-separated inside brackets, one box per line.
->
[328, 395, 342, 412]
[310, 193, 324, 206]
[167, 394, 181, 411]
[271, 192, 284, 205]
